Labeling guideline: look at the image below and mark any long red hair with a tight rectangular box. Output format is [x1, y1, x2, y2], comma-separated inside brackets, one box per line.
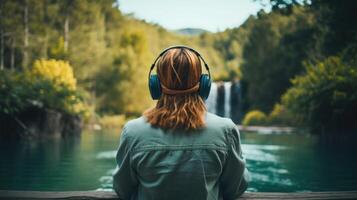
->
[143, 48, 207, 130]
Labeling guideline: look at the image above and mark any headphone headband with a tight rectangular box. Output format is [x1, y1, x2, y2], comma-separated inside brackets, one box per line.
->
[148, 45, 212, 100]
[149, 45, 211, 79]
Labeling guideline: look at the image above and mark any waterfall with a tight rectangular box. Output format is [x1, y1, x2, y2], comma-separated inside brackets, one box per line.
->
[224, 82, 232, 118]
[205, 82, 217, 114]
[205, 81, 241, 123]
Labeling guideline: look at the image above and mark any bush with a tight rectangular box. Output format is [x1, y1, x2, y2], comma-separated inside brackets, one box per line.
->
[267, 103, 298, 126]
[0, 59, 89, 117]
[29, 59, 87, 115]
[282, 56, 357, 134]
[31, 59, 76, 90]
[242, 110, 268, 126]
[99, 115, 127, 129]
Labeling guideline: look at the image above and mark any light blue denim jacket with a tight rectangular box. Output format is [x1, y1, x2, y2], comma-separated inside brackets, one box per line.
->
[113, 112, 249, 200]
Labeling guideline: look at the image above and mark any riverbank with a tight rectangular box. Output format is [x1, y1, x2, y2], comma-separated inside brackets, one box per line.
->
[0, 107, 81, 139]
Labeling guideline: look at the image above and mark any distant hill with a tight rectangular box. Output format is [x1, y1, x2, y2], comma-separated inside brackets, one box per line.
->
[174, 28, 209, 36]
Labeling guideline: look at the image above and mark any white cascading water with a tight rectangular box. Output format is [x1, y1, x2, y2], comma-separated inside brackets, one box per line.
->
[205, 82, 217, 114]
[205, 82, 232, 117]
[224, 82, 232, 118]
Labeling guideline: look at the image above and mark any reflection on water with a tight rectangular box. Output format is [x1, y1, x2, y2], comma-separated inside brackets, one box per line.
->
[96, 151, 116, 160]
[1, 130, 357, 192]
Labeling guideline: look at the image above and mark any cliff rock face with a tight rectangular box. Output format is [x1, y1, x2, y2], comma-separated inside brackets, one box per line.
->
[0, 107, 81, 139]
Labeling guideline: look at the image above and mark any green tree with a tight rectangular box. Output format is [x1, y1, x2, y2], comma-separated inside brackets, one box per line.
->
[241, 6, 315, 113]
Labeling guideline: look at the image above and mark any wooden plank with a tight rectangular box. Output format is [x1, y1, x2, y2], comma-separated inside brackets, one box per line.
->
[1, 190, 357, 200]
[0, 190, 118, 200]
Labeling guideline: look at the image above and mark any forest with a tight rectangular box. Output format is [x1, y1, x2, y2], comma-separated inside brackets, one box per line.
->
[0, 0, 356, 136]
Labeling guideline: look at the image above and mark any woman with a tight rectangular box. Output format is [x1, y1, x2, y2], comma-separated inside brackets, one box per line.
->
[113, 46, 249, 200]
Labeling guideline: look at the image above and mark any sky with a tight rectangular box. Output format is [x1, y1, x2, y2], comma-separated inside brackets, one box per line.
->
[118, 0, 271, 32]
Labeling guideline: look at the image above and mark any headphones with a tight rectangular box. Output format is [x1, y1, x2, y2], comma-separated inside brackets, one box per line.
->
[148, 45, 212, 100]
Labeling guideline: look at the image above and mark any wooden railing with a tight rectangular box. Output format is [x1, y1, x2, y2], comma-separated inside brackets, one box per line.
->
[1, 190, 357, 199]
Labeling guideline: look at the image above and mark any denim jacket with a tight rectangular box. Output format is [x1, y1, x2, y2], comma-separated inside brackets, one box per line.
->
[113, 112, 249, 200]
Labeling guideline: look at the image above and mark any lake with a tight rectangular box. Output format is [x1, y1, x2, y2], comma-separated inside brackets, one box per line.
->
[1, 129, 357, 192]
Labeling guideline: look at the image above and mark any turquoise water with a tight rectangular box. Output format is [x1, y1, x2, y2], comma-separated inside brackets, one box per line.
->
[1, 130, 357, 192]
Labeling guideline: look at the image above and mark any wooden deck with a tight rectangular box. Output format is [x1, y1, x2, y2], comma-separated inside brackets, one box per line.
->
[1, 190, 357, 199]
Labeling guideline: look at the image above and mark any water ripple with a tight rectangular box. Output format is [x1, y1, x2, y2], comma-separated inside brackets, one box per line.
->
[96, 151, 116, 159]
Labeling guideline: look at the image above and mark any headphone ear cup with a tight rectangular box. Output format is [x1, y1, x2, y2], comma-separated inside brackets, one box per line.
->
[149, 74, 161, 100]
[199, 74, 211, 100]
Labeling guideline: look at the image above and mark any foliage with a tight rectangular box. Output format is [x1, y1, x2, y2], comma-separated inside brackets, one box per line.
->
[1, 0, 356, 135]
[0, 0, 246, 117]
[31, 59, 76, 90]
[242, 110, 268, 126]
[49, 37, 68, 59]
[0, 71, 29, 114]
[282, 56, 357, 134]
[195, 17, 256, 81]
[310, 0, 357, 58]
[95, 28, 153, 115]
[258, 0, 307, 11]
[0, 59, 87, 116]
[29, 59, 87, 115]
[241, 6, 315, 113]
[267, 103, 298, 126]
[239, 0, 357, 133]
[99, 115, 127, 129]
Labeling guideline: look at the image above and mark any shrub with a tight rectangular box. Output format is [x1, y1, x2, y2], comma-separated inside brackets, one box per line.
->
[242, 110, 268, 126]
[31, 59, 76, 90]
[282, 56, 357, 134]
[99, 115, 127, 129]
[0, 59, 89, 117]
[29, 59, 86, 115]
[267, 103, 298, 126]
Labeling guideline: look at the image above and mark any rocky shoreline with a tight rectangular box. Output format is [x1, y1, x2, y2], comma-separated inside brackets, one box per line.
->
[0, 107, 81, 139]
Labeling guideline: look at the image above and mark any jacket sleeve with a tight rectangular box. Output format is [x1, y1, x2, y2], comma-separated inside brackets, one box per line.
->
[220, 122, 250, 200]
[113, 126, 138, 200]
